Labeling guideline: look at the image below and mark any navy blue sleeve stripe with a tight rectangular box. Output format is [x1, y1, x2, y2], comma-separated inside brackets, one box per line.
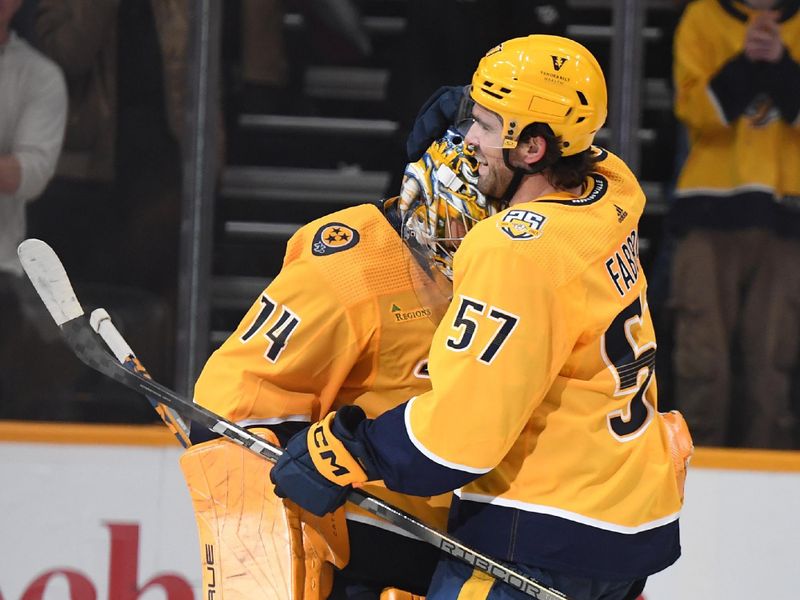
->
[708, 53, 760, 123]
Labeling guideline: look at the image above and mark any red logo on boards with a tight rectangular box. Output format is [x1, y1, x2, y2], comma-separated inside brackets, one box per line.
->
[10, 523, 193, 600]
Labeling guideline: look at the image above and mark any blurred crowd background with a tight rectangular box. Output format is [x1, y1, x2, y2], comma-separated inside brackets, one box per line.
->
[2, 0, 798, 450]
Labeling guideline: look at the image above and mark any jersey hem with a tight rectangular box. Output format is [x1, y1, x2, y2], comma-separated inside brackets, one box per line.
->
[449, 496, 681, 580]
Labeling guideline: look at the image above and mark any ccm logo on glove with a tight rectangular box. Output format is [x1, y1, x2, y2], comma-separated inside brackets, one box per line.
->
[308, 412, 368, 485]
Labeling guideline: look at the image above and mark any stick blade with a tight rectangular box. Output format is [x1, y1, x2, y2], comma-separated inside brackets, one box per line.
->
[17, 238, 84, 326]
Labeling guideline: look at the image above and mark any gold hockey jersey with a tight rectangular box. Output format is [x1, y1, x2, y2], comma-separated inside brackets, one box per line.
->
[193, 203, 451, 531]
[363, 149, 683, 579]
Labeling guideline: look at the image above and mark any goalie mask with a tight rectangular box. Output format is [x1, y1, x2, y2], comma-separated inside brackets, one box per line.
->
[396, 127, 494, 283]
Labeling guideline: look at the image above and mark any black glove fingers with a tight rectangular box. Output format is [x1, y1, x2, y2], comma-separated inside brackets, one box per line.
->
[406, 85, 467, 161]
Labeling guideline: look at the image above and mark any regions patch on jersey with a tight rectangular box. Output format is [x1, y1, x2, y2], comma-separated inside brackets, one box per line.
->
[390, 303, 432, 323]
[497, 209, 548, 240]
[312, 222, 360, 256]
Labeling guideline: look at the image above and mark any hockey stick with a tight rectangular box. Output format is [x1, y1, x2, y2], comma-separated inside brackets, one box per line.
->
[90, 308, 192, 448]
[17, 238, 569, 600]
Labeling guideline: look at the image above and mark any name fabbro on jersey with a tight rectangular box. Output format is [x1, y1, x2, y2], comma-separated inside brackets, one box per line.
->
[605, 229, 640, 297]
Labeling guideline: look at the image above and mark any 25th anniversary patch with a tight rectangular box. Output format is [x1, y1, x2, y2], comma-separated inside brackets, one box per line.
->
[497, 210, 548, 240]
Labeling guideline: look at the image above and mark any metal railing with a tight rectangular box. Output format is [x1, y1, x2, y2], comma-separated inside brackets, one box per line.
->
[176, 0, 221, 396]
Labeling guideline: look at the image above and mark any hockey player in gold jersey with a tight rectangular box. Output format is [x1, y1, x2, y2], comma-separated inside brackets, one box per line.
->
[180, 129, 495, 599]
[271, 35, 693, 600]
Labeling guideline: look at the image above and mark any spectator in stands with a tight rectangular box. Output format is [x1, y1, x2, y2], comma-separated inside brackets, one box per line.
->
[239, 0, 289, 113]
[670, 0, 800, 448]
[31, 0, 187, 295]
[0, 0, 68, 416]
[29, 0, 192, 390]
[237, 0, 371, 114]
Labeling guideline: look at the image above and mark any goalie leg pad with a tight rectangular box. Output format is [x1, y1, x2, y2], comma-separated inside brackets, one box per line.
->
[180, 428, 349, 599]
[299, 503, 350, 596]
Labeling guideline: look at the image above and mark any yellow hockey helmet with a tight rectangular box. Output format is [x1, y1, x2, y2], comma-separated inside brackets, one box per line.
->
[397, 127, 494, 281]
[470, 34, 607, 156]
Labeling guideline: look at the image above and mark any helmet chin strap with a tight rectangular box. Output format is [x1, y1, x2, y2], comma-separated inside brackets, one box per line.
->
[498, 148, 551, 206]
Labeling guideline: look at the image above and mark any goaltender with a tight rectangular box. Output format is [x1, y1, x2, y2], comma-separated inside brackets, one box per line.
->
[180, 128, 497, 599]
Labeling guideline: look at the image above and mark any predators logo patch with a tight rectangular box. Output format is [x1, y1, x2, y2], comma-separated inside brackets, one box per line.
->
[498, 209, 548, 240]
[312, 222, 360, 256]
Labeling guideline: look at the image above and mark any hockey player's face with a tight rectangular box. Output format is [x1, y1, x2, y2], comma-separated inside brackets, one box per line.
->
[464, 105, 514, 199]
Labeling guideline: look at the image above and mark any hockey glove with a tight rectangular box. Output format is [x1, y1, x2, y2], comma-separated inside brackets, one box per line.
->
[406, 85, 468, 161]
[270, 405, 379, 516]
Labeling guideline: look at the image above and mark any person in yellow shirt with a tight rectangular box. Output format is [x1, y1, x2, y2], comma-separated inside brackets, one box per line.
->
[180, 128, 496, 599]
[670, 0, 800, 448]
[270, 35, 693, 600]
